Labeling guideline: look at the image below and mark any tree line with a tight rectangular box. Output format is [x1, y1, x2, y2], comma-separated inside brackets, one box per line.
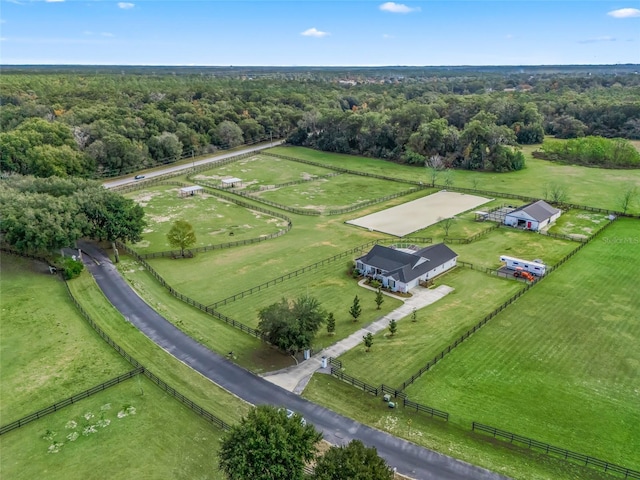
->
[0, 174, 145, 258]
[1, 68, 639, 178]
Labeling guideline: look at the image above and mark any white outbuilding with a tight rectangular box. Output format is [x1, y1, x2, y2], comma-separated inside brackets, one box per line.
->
[504, 200, 561, 231]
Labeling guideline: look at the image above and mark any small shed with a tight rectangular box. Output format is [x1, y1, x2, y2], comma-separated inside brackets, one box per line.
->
[504, 200, 561, 231]
[179, 185, 203, 197]
[221, 177, 242, 188]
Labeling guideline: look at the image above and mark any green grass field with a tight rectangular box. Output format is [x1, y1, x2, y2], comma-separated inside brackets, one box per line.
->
[214, 262, 403, 350]
[452, 227, 577, 269]
[7, 142, 638, 480]
[303, 374, 613, 480]
[0, 256, 131, 422]
[403, 219, 640, 468]
[256, 174, 414, 212]
[336, 268, 524, 387]
[194, 154, 336, 189]
[0, 377, 225, 480]
[547, 209, 610, 238]
[127, 184, 286, 254]
[116, 255, 298, 373]
[270, 145, 640, 214]
[65, 268, 252, 426]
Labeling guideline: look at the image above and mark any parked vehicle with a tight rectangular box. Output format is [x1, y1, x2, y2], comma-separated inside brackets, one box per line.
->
[513, 267, 535, 281]
[134, 175, 145, 180]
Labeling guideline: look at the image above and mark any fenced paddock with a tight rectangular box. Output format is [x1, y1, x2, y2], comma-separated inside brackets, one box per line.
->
[346, 191, 493, 237]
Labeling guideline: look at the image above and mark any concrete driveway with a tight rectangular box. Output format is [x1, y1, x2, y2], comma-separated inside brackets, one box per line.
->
[263, 282, 453, 393]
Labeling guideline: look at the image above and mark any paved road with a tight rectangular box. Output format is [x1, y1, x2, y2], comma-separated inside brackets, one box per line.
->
[102, 140, 285, 189]
[78, 241, 509, 480]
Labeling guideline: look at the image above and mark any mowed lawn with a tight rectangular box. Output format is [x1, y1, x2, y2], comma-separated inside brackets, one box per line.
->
[194, 154, 336, 189]
[214, 263, 403, 351]
[116, 256, 297, 373]
[127, 184, 286, 254]
[256, 174, 415, 212]
[0, 377, 225, 480]
[0, 256, 131, 422]
[452, 228, 577, 269]
[404, 219, 640, 468]
[336, 268, 524, 387]
[270, 145, 640, 214]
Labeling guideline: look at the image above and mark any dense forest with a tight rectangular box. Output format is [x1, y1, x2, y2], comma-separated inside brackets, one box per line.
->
[1, 65, 639, 177]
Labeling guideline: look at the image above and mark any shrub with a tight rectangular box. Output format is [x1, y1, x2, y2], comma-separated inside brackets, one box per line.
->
[60, 257, 84, 280]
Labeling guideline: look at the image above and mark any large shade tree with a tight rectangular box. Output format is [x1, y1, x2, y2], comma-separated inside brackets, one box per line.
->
[312, 440, 394, 480]
[258, 295, 326, 353]
[218, 405, 322, 480]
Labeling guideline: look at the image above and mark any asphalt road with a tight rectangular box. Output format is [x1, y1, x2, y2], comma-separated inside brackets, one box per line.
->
[102, 140, 285, 189]
[78, 241, 510, 480]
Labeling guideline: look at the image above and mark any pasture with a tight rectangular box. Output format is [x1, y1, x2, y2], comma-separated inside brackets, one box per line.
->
[451, 227, 577, 269]
[255, 173, 416, 213]
[403, 219, 640, 468]
[214, 262, 403, 350]
[8, 143, 634, 480]
[0, 377, 225, 480]
[335, 268, 524, 387]
[127, 184, 286, 254]
[0, 255, 131, 421]
[193, 154, 336, 190]
[270, 145, 640, 214]
[547, 209, 610, 239]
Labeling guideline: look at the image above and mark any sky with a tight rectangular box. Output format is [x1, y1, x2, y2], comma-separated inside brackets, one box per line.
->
[0, 0, 639, 66]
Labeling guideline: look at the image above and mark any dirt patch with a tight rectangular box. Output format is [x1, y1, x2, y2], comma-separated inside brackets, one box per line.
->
[147, 214, 174, 223]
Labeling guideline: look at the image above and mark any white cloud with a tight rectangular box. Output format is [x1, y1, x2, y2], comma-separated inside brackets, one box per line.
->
[505, 34, 514, 40]
[579, 36, 617, 44]
[45, 0, 65, 3]
[101, 32, 114, 37]
[379, 2, 420, 14]
[607, 8, 640, 18]
[118, 2, 135, 9]
[83, 30, 93, 35]
[382, 33, 394, 39]
[301, 27, 329, 38]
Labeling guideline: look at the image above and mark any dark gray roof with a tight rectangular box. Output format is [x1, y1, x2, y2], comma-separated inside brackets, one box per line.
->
[511, 200, 560, 222]
[357, 243, 457, 284]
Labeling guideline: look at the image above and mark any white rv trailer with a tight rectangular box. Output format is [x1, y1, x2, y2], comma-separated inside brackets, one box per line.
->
[499, 255, 546, 276]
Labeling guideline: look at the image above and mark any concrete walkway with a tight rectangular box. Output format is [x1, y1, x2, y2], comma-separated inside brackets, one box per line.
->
[262, 283, 454, 393]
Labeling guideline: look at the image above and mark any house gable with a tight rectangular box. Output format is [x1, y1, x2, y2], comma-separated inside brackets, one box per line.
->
[357, 243, 457, 285]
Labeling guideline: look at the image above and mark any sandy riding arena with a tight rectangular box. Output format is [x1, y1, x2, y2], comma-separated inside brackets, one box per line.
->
[347, 191, 492, 237]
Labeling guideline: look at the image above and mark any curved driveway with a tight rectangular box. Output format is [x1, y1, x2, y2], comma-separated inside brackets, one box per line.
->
[79, 241, 509, 480]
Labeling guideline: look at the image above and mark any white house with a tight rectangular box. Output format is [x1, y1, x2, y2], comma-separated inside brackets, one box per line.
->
[504, 200, 561, 231]
[355, 243, 458, 293]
